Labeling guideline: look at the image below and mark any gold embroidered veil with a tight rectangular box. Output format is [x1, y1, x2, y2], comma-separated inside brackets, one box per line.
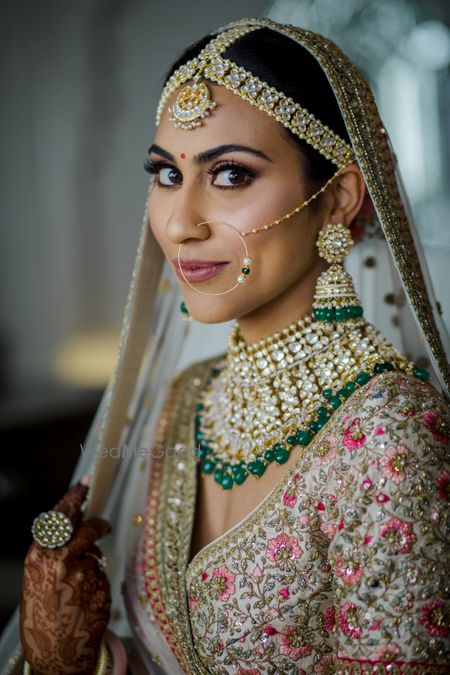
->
[1, 16, 449, 672]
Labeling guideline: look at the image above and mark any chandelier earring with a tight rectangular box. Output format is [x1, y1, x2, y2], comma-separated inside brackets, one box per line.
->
[312, 222, 363, 322]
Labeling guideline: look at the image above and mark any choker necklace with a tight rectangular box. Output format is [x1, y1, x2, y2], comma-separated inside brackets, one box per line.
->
[194, 313, 428, 490]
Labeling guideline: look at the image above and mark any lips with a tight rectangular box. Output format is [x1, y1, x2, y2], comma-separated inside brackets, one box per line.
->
[172, 258, 230, 283]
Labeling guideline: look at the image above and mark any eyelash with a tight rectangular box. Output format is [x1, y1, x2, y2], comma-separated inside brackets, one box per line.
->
[143, 158, 256, 190]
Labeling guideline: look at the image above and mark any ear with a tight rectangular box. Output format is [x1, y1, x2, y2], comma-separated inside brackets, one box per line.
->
[324, 164, 366, 226]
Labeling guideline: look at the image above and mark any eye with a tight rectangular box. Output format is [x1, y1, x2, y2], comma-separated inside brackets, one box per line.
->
[159, 166, 182, 186]
[144, 159, 182, 187]
[210, 162, 256, 189]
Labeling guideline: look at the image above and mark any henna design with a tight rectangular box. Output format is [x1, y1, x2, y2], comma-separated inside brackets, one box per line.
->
[20, 482, 112, 674]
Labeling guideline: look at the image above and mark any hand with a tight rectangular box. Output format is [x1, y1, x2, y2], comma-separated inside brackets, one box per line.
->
[20, 481, 111, 675]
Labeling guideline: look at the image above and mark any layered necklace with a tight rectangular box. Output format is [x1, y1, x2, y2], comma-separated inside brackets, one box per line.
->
[194, 314, 428, 490]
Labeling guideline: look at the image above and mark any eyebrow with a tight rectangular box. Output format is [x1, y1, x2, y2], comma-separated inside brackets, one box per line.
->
[148, 143, 273, 164]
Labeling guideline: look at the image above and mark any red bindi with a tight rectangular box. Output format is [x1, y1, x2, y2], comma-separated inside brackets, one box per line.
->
[180, 153, 186, 159]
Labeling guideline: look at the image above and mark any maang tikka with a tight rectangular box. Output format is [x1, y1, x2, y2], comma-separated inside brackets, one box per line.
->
[312, 222, 363, 322]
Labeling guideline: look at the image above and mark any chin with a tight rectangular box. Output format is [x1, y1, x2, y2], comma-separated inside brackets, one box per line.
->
[186, 296, 247, 324]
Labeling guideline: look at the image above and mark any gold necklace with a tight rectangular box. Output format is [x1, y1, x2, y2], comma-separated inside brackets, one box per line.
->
[194, 314, 426, 490]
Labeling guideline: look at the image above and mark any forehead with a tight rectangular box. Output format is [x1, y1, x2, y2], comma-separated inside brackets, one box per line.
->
[154, 83, 296, 156]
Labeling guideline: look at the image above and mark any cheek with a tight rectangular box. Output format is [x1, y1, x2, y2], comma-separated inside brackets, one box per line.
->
[148, 194, 167, 249]
[248, 213, 318, 286]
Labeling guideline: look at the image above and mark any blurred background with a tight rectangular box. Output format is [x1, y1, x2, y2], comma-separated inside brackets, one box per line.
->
[0, 0, 449, 629]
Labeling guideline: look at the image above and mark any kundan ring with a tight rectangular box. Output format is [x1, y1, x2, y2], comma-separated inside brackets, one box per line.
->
[31, 510, 74, 549]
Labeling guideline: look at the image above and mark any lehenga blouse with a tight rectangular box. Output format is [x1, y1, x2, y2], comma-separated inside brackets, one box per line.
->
[122, 328, 450, 674]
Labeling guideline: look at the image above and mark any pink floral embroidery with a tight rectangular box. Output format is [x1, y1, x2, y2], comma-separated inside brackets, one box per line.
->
[420, 599, 450, 637]
[361, 476, 372, 491]
[423, 410, 450, 443]
[278, 626, 312, 659]
[264, 625, 278, 635]
[324, 606, 336, 633]
[380, 518, 416, 553]
[380, 445, 408, 483]
[375, 426, 384, 435]
[238, 669, 261, 675]
[343, 418, 366, 451]
[335, 554, 363, 584]
[266, 533, 303, 569]
[211, 565, 235, 601]
[320, 520, 338, 542]
[315, 654, 335, 674]
[338, 602, 363, 638]
[189, 595, 199, 612]
[283, 473, 301, 508]
[252, 563, 263, 579]
[371, 642, 400, 661]
[315, 435, 338, 466]
[436, 469, 450, 502]
[376, 493, 390, 503]
[279, 587, 289, 598]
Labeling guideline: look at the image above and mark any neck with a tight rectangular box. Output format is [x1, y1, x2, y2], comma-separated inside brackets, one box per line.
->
[236, 261, 326, 344]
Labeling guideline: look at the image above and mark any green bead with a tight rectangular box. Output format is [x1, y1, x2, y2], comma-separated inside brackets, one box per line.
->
[241, 267, 250, 275]
[383, 361, 394, 371]
[195, 431, 204, 443]
[274, 448, 289, 464]
[214, 468, 224, 484]
[337, 388, 349, 399]
[272, 442, 284, 451]
[413, 366, 430, 382]
[287, 435, 298, 446]
[295, 429, 312, 446]
[247, 460, 266, 476]
[233, 467, 248, 485]
[202, 458, 215, 474]
[345, 381, 356, 394]
[356, 371, 371, 386]
[264, 449, 275, 462]
[195, 403, 204, 412]
[374, 363, 385, 374]
[309, 420, 320, 433]
[180, 301, 189, 314]
[211, 367, 221, 377]
[329, 396, 341, 409]
[317, 406, 329, 418]
[316, 418, 327, 430]
[335, 308, 344, 321]
[324, 308, 334, 321]
[322, 388, 333, 399]
[355, 306, 363, 317]
[221, 474, 233, 490]
[196, 445, 210, 460]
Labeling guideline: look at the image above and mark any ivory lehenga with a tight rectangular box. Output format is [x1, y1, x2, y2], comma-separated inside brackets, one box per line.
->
[1, 17, 450, 675]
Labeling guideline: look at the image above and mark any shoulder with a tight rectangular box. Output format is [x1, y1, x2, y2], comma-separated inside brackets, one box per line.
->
[330, 369, 449, 497]
[337, 369, 449, 447]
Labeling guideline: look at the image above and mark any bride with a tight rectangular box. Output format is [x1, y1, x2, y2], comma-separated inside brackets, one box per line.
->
[3, 17, 450, 674]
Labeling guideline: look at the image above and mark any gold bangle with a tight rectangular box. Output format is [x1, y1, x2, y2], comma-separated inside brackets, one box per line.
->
[23, 638, 108, 675]
[94, 638, 109, 675]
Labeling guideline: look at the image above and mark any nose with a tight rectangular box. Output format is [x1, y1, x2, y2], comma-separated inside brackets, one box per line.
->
[164, 189, 211, 246]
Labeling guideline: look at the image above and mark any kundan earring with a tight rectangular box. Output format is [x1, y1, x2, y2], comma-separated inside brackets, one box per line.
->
[312, 222, 363, 322]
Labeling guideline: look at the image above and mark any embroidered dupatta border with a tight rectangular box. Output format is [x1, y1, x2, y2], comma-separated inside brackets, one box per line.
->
[144, 357, 219, 674]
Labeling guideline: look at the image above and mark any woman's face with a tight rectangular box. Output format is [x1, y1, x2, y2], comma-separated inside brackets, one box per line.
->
[149, 84, 328, 326]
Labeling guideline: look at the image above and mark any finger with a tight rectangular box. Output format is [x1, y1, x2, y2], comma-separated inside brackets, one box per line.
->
[52, 481, 89, 521]
[68, 517, 111, 556]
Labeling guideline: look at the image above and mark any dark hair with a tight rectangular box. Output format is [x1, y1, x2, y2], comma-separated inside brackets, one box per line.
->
[165, 27, 350, 193]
